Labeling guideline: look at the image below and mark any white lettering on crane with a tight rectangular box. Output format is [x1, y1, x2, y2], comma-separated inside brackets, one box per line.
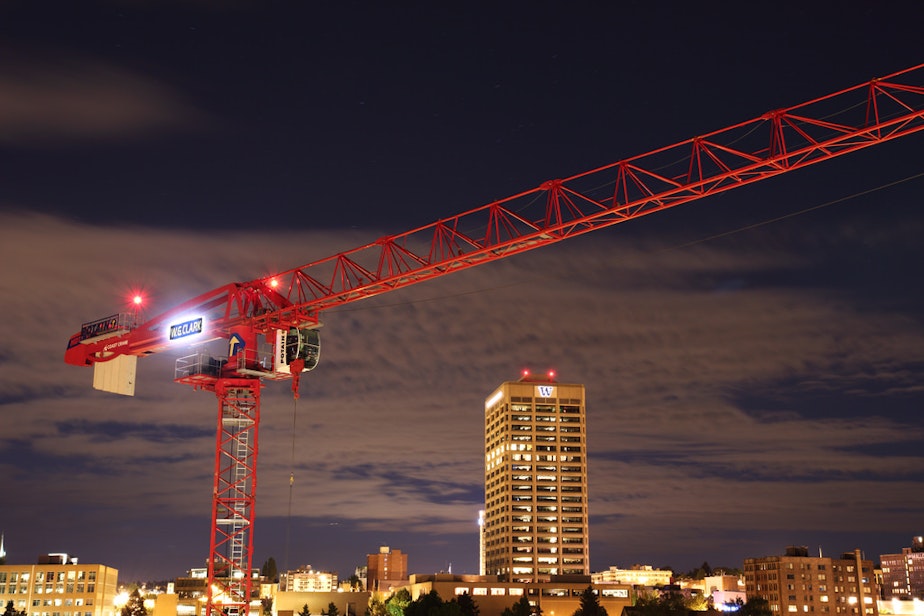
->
[103, 340, 129, 352]
[169, 317, 204, 340]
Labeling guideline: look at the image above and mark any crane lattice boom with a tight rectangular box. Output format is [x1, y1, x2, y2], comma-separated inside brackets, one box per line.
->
[248, 62, 924, 330]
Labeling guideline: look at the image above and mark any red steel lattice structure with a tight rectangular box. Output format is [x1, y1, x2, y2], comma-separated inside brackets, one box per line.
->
[209, 382, 261, 614]
[64, 63, 924, 616]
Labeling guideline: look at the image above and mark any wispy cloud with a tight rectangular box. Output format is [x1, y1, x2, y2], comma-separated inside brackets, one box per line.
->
[1, 211, 921, 577]
[0, 50, 204, 144]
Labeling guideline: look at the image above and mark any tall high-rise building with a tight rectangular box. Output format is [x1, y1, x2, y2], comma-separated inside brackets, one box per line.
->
[483, 371, 589, 583]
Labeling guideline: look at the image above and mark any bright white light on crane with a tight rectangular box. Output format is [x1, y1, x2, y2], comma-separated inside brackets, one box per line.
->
[269, 278, 279, 288]
[133, 295, 143, 306]
[547, 369, 556, 380]
[167, 315, 207, 342]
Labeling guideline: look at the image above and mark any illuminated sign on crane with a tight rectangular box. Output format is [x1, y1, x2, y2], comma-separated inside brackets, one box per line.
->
[168, 317, 204, 340]
[80, 314, 126, 341]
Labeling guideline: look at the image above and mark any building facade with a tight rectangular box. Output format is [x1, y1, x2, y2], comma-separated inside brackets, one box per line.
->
[744, 547, 879, 616]
[281, 566, 338, 592]
[483, 372, 589, 583]
[275, 590, 370, 616]
[591, 565, 673, 587]
[366, 547, 408, 592]
[880, 537, 924, 600]
[701, 574, 747, 608]
[400, 574, 631, 616]
[0, 556, 118, 616]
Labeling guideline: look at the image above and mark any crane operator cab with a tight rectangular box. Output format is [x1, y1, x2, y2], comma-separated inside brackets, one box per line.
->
[274, 327, 320, 375]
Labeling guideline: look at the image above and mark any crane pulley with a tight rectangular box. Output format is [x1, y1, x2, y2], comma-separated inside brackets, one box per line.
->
[64, 63, 924, 616]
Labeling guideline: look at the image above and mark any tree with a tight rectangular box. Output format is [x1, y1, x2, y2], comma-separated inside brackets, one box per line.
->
[686, 594, 708, 611]
[4, 600, 26, 616]
[456, 592, 479, 616]
[404, 590, 462, 616]
[738, 598, 771, 616]
[324, 602, 340, 616]
[405, 590, 442, 616]
[632, 592, 687, 616]
[501, 595, 538, 616]
[573, 587, 607, 616]
[367, 597, 387, 616]
[348, 574, 364, 591]
[299, 604, 311, 616]
[120, 590, 147, 616]
[386, 589, 412, 616]
[261, 597, 274, 616]
[685, 562, 713, 580]
[261, 557, 279, 582]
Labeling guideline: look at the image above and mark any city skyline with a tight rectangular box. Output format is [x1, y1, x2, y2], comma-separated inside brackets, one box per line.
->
[2, 2, 924, 582]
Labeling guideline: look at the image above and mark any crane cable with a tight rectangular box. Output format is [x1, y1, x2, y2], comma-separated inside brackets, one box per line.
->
[284, 372, 302, 575]
[328, 168, 924, 314]
[670, 169, 924, 251]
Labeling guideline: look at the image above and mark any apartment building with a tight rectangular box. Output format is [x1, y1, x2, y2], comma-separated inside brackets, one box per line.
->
[744, 546, 878, 616]
[0, 555, 118, 616]
[880, 537, 924, 600]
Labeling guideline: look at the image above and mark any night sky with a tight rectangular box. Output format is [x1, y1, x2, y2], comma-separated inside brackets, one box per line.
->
[2, 1, 924, 584]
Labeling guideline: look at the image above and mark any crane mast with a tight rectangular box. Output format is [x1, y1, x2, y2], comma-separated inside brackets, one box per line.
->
[64, 64, 924, 616]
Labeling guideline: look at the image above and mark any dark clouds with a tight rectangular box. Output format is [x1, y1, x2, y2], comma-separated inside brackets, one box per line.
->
[2, 206, 923, 580]
[0, 53, 202, 145]
[1, 0, 924, 583]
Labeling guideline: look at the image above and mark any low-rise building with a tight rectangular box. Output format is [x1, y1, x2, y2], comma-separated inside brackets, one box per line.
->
[880, 537, 924, 600]
[591, 565, 672, 587]
[703, 574, 746, 609]
[275, 590, 370, 616]
[401, 573, 632, 616]
[0, 554, 118, 616]
[282, 567, 338, 593]
[744, 546, 878, 616]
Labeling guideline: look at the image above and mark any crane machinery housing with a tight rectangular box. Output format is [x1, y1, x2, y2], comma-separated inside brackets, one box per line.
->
[64, 64, 924, 616]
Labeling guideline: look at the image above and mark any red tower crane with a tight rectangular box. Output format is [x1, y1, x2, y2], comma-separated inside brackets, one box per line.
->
[65, 64, 924, 616]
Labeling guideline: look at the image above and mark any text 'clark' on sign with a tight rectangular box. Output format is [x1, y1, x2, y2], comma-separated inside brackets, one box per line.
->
[169, 317, 204, 340]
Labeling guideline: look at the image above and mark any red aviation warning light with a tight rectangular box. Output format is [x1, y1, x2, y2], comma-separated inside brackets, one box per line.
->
[518, 368, 558, 383]
[124, 285, 146, 309]
[126, 289, 147, 325]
